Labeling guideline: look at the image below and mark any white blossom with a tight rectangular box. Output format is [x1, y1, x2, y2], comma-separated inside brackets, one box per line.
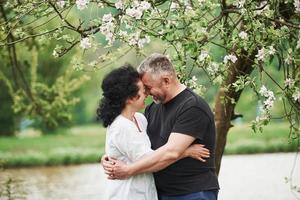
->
[259, 85, 276, 110]
[207, 62, 219, 76]
[198, 51, 210, 62]
[192, 76, 197, 82]
[255, 114, 269, 122]
[52, 50, 59, 58]
[264, 97, 274, 110]
[126, 8, 143, 19]
[285, 54, 292, 65]
[170, 2, 179, 10]
[118, 30, 128, 38]
[256, 47, 266, 61]
[292, 90, 300, 102]
[102, 13, 114, 23]
[76, 0, 89, 10]
[137, 36, 151, 48]
[115, 0, 125, 10]
[255, 1, 270, 16]
[224, 54, 238, 64]
[198, 0, 205, 4]
[238, 31, 248, 40]
[259, 85, 269, 97]
[80, 37, 92, 49]
[268, 46, 276, 55]
[125, 1, 151, 19]
[57, 1, 65, 8]
[140, 1, 151, 10]
[100, 14, 115, 45]
[296, 38, 300, 49]
[294, 0, 300, 13]
[284, 78, 295, 88]
[234, 0, 246, 8]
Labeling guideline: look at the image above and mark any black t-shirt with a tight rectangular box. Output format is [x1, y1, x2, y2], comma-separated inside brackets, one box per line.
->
[145, 88, 219, 196]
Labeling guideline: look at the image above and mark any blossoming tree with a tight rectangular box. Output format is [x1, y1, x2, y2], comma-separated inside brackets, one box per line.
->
[0, 0, 299, 173]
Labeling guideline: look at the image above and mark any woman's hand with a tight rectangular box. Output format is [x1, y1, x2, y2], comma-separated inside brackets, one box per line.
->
[100, 155, 132, 179]
[107, 158, 132, 179]
[185, 144, 210, 162]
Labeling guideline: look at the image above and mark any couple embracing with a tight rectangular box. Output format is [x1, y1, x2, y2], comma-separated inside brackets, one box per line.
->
[98, 53, 219, 200]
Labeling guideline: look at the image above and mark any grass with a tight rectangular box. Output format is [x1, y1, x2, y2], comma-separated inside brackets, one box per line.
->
[225, 122, 299, 154]
[0, 125, 106, 168]
[0, 122, 298, 168]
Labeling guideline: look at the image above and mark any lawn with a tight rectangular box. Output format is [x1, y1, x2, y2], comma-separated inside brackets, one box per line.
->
[225, 122, 298, 154]
[0, 122, 298, 168]
[0, 125, 106, 168]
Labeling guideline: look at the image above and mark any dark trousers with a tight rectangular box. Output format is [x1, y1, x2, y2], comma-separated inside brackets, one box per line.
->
[158, 190, 218, 200]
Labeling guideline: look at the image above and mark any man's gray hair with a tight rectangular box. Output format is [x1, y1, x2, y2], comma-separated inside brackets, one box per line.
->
[137, 53, 176, 77]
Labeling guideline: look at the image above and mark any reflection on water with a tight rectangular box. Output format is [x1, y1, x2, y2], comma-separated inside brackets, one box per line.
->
[0, 153, 299, 200]
[0, 164, 106, 200]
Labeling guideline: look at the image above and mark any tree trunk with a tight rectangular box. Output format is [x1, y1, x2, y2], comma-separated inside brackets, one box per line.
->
[0, 82, 15, 136]
[214, 53, 255, 175]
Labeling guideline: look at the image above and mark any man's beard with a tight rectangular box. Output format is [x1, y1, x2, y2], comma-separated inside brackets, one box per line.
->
[152, 95, 165, 104]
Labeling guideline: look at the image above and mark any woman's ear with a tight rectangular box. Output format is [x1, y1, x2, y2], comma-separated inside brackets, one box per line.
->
[126, 96, 137, 105]
[125, 98, 132, 105]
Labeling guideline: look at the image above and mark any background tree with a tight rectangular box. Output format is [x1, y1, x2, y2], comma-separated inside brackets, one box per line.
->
[0, 0, 299, 173]
[0, 1, 90, 133]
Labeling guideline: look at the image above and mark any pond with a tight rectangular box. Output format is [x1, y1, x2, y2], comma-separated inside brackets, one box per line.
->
[0, 153, 299, 200]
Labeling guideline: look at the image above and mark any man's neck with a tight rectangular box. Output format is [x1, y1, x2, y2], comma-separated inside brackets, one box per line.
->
[164, 83, 186, 103]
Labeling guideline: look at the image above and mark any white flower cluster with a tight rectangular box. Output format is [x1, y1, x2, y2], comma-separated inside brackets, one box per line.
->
[198, 51, 210, 62]
[57, 1, 65, 8]
[256, 48, 265, 61]
[125, 1, 151, 19]
[170, 2, 180, 10]
[259, 85, 276, 110]
[238, 31, 248, 40]
[207, 62, 220, 76]
[255, 46, 276, 61]
[185, 76, 198, 89]
[255, 1, 270, 16]
[80, 37, 92, 49]
[255, 114, 269, 123]
[127, 31, 151, 48]
[115, 0, 125, 10]
[76, 0, 89, 10]
[284, 78, 296, 88]
[223, 54, 237, 64]
[234, 0, 246, 8]
[294, 0, 300, 13]
[100, 13, 115, 45]
[297, 38, 300, 49]
[292, 90, 300, 103]
[52, 45, 63, 58]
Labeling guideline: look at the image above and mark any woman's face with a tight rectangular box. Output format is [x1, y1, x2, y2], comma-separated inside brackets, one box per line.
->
[131, 80, 147, 110]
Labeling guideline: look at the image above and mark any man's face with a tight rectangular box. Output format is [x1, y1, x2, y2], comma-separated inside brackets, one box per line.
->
[141, 73, 167, 104]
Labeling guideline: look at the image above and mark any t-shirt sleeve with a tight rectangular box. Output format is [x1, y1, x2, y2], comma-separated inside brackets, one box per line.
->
[111, 125, 153, 162]
[172, 106, 210, 140]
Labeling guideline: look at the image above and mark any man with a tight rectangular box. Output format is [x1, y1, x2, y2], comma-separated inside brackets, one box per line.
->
[102, 53, 219, 200]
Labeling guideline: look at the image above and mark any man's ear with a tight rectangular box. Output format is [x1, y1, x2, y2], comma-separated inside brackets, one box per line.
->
[161, 75, 171, 87]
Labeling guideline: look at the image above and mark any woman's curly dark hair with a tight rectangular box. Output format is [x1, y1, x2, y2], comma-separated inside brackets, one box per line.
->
[97, 65, 140, 127]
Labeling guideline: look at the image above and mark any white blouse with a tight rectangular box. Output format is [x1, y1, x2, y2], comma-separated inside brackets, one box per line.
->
[104, 112, 158, 200]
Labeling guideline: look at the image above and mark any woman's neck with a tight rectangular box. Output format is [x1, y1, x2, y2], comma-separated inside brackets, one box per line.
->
[121, 107, 135, 121]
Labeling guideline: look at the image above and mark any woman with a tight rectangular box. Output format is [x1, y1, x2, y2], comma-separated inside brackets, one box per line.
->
[97, 65, 209, 200]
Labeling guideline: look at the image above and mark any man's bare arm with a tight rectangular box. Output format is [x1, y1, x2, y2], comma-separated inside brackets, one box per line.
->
[110, 132, 196, 179]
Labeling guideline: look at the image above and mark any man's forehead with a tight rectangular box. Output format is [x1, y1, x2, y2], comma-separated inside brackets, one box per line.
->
[141, 73, 153, 83]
